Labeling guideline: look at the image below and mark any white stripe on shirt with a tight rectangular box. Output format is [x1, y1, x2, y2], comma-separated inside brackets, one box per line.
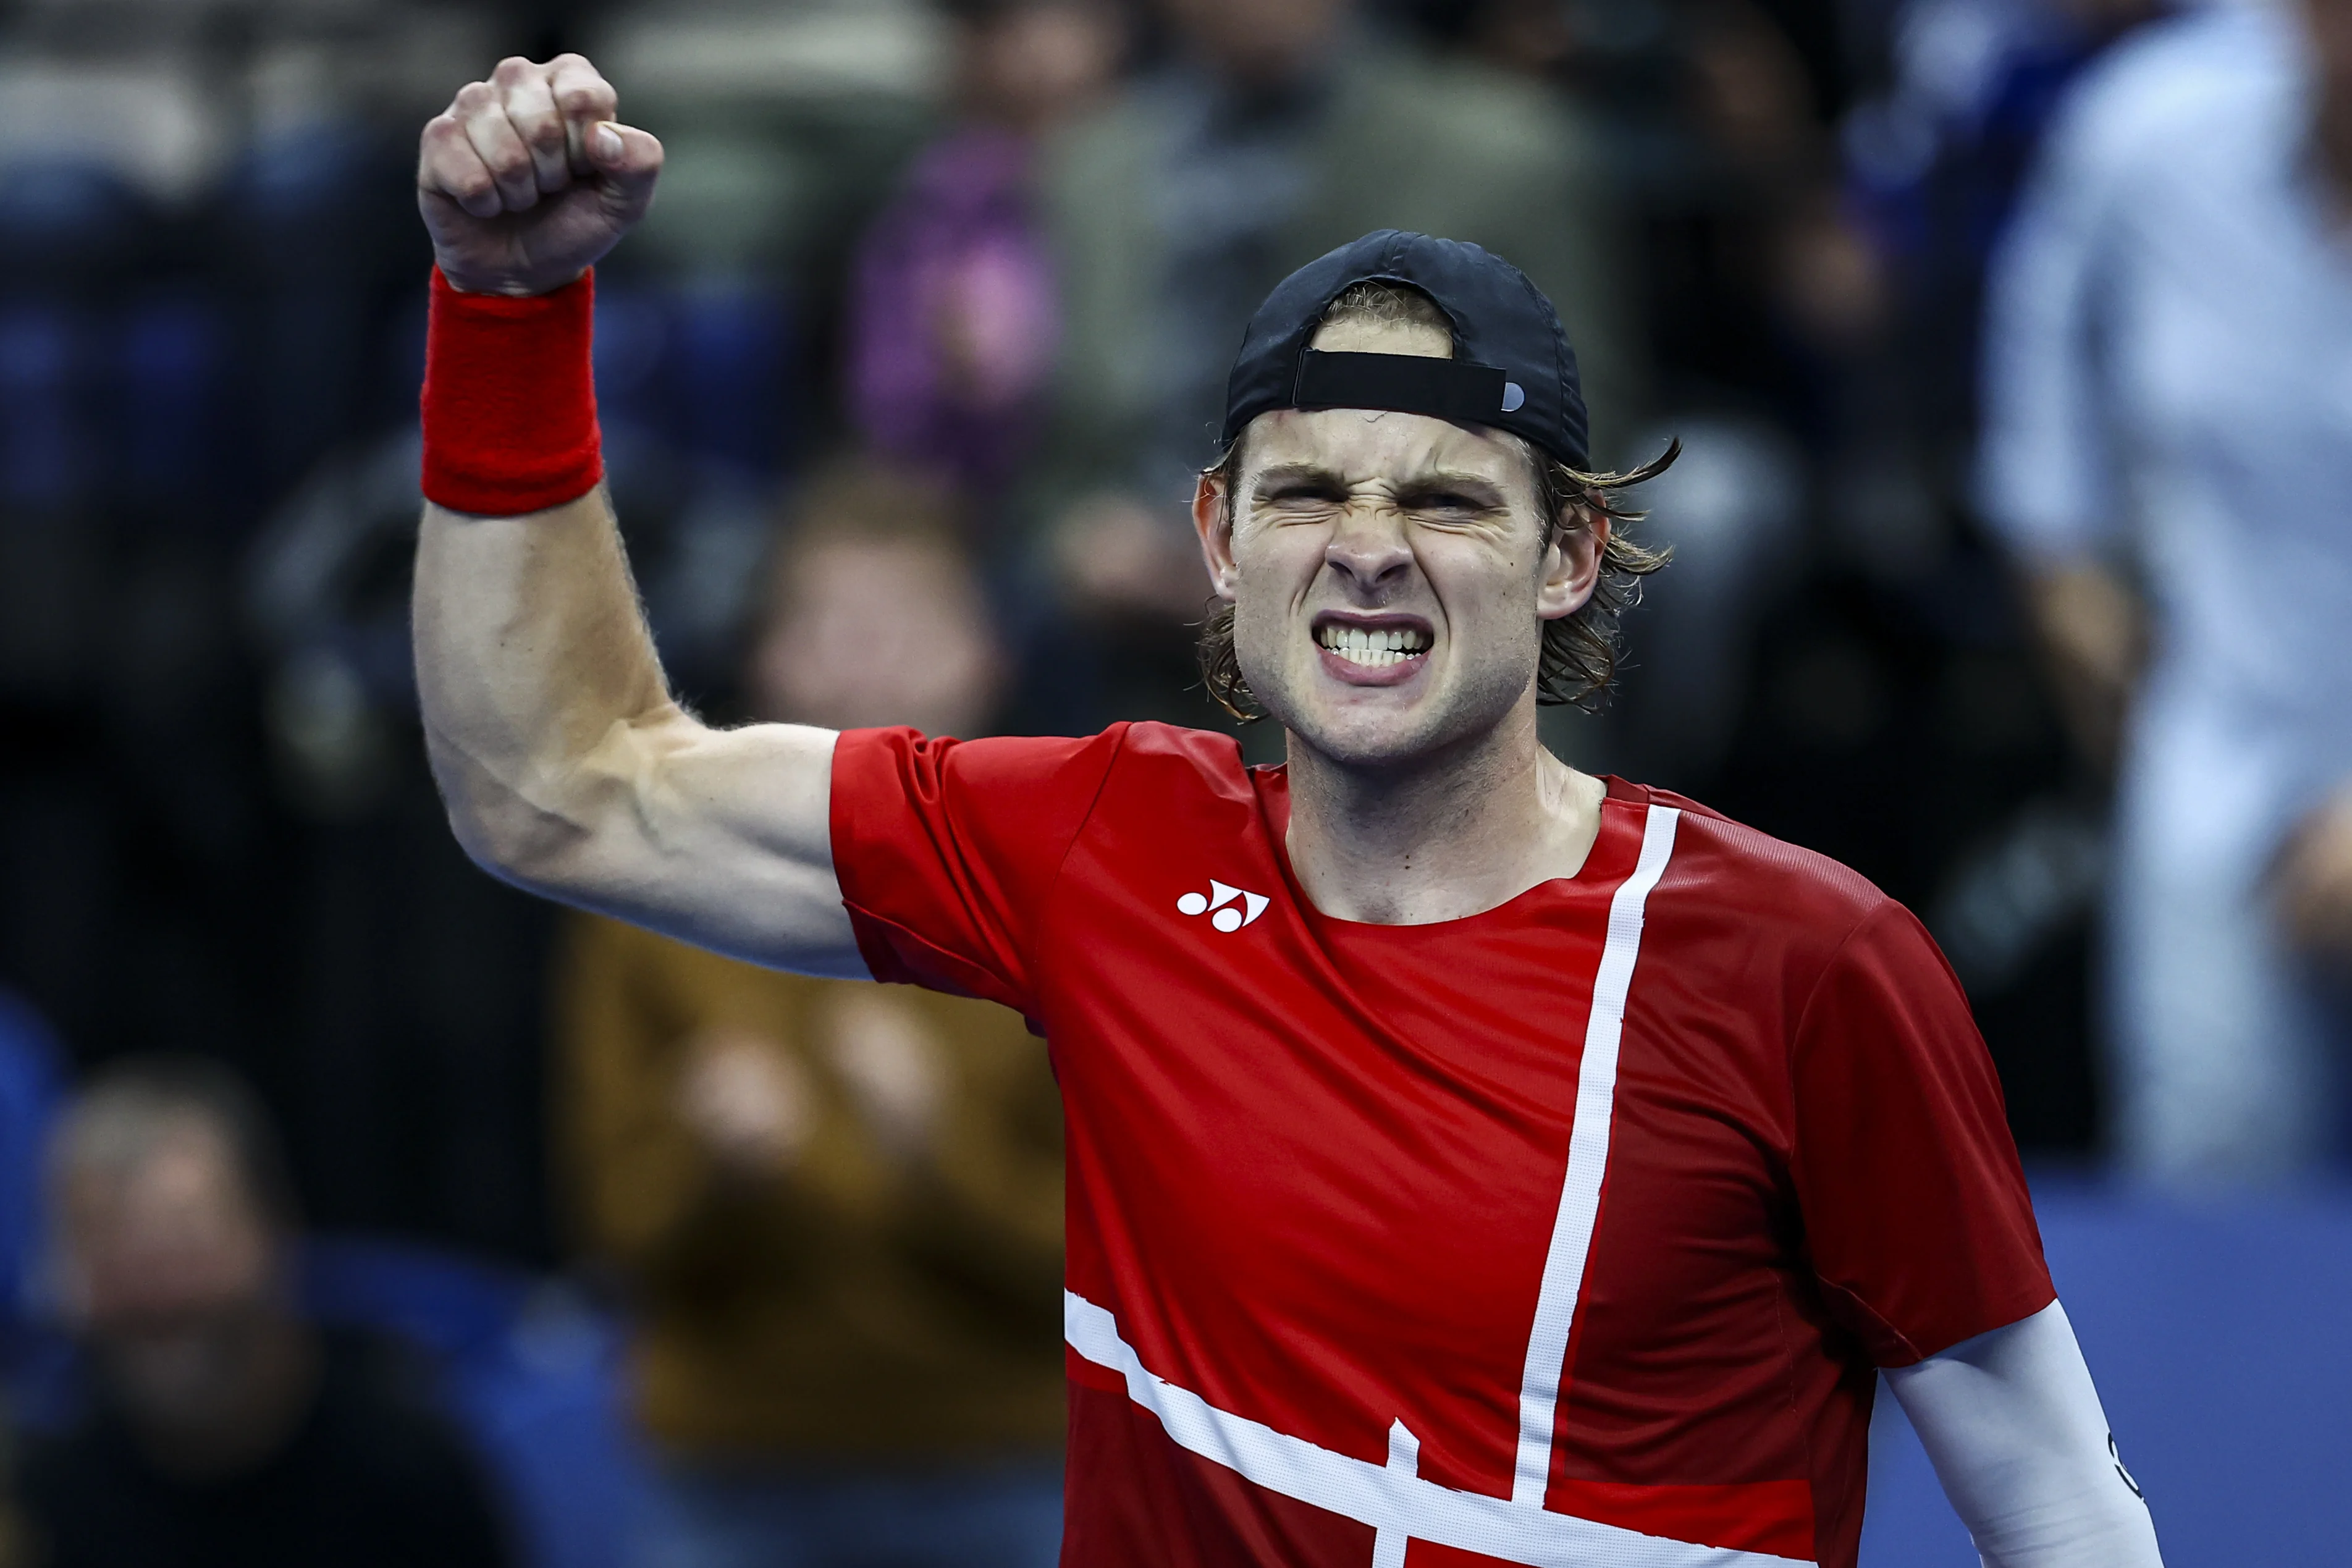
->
[1513, 803, 1681, 1504]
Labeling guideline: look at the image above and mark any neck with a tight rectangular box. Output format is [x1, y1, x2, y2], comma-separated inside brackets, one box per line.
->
[1283, 701, 1606, 924]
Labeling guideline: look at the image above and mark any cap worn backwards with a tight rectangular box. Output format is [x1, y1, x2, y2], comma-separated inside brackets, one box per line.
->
[1220, 230, 1590, 471]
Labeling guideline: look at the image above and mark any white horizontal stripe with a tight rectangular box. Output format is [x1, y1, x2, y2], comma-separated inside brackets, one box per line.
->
[1514, 803, 1682, 1504]
[1066, 1288, 1811, 1568]
[1371, 1420, 1419, 1568]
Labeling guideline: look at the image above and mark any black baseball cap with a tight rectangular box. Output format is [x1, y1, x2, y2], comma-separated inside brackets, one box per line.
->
[1220, 230, 1590, 471]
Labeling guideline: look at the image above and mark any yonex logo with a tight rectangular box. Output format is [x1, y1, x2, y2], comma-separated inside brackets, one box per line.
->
[1176, 880, 1270, 933]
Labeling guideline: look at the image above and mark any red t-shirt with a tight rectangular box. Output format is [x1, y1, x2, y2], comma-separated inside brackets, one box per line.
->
[831, 722, 2051, 1568]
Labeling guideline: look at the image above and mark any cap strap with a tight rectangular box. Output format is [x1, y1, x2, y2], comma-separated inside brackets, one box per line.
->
[1291, 350, 1517, 426]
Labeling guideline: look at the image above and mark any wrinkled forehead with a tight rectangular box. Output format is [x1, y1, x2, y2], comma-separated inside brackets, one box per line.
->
[1233, 403, 1540, 503]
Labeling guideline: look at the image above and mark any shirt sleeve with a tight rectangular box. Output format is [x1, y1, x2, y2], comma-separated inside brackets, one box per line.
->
[828, 724, 1126, 1017]
[1790, 900, 2055, 1366]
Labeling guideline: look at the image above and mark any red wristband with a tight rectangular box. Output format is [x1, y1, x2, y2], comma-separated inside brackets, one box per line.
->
[419, 266, 604, 515]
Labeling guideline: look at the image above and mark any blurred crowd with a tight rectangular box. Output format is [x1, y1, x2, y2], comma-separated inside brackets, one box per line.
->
[3, 0, 2351, 1562]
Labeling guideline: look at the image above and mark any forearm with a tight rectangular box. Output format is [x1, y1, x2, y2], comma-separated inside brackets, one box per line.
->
[1887, 1302, 2162, 1567]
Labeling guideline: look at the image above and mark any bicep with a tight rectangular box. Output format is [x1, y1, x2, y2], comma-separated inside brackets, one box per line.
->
[517, 717, 867, 977]
[1887, 1302, 2162, 1567]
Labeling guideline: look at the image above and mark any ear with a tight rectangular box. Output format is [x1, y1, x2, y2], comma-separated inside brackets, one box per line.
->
[1194, 470, 1238, 602]
[1538, 500, 1606, 622]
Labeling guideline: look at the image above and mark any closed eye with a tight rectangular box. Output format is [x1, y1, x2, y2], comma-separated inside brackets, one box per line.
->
[1397, 481, 1506, 519]
[1251, 466, 1352, 516]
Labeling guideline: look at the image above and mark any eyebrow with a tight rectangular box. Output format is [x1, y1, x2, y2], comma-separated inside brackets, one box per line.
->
[1249, 464, 1511, 504]
[1250, 464, 1349, 496]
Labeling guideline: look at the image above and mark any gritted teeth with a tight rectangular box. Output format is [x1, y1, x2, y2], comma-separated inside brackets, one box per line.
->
[1315, 622, 1431, 668]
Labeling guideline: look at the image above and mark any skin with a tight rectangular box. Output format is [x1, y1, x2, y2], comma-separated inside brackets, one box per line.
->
[411, 56, 1608, 980]
[54, 1118, 317, 1481]
[1194, 313, 1609, 924]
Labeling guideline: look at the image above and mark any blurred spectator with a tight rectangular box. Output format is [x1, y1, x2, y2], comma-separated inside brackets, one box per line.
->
[1847, 0, 2165, 484]
[1019, 0, 1644, 732]
[1979, 0, 2352, 1181]
[16, 1055, 513, 1567]
[557, 460, 1064, 1568]
[848, 0, 1126, 499]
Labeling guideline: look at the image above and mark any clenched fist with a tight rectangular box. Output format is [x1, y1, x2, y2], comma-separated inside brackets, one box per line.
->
[418, 54, 662, 297]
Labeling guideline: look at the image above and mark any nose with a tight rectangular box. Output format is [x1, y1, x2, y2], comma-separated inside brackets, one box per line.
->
[1323, 502, 1414, 599]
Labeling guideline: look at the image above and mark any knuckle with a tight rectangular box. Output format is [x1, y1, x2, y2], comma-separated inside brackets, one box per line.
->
[492, 55, 534, 77]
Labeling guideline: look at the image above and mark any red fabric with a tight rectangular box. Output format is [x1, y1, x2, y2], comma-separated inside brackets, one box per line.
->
[830, 724, 2055, 1568]
[419, 266, 603, 515]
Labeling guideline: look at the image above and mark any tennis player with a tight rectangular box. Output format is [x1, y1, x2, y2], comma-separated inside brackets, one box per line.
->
[411, 55, 2164, 1568]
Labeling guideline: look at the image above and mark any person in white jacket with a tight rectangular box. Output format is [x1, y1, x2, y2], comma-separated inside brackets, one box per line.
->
[1980, 0, 2352, 1184]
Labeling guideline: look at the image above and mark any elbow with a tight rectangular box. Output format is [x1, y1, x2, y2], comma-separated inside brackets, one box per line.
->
[423, 727, 599, 896]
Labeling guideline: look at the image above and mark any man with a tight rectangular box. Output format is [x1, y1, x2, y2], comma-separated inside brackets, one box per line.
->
[411, 56, 2162, 1566]
[1979, 0, 2352, 1184]
[1024, 0, 1640, 728]
[559, 461, 1066, 1567]
[17, 1057, 509, 1568]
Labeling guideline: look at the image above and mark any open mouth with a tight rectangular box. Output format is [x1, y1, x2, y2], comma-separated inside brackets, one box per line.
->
[1313, 618, 1431, 670]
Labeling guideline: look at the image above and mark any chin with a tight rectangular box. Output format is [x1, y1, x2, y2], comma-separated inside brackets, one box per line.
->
[1267, 687, 1454, 770]
[1260, 660, 1533, 772]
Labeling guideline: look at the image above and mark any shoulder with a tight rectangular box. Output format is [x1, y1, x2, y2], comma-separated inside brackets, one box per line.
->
[1081, 722, 1260, 827]
[1629, 782, 1924, 995]
[833, 723, 1250, 856]
[2046, 6, 2290, 179]
[1107, 720, 1247, 780]
[1643, 784, 1890, 934]
[837, 723, 1129, 800]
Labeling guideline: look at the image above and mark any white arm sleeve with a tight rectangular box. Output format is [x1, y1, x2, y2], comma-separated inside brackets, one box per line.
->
[1886, 1300, 2162, 1567]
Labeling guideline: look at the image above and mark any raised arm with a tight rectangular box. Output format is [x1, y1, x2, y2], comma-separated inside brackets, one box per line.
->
[411, 55, 862, 976]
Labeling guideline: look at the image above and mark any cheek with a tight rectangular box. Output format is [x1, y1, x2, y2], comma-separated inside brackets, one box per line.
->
[1424, 541, 1541, 625]
[1228, 520, 1327, 602]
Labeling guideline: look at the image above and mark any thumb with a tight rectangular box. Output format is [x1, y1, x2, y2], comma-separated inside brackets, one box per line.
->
[588, 120, 663, 211]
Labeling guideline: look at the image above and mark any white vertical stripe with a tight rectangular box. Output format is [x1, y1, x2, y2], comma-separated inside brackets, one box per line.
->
[1371, 1420, 1420, 1568]
[1511, 804, 1682, 1507]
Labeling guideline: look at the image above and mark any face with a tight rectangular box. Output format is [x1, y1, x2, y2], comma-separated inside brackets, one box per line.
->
[1193, 316, 1602, 770]
[750, 539, 1003, 737]
[56, 1119, 283, 1431]
[963, 2, 1123, 136]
